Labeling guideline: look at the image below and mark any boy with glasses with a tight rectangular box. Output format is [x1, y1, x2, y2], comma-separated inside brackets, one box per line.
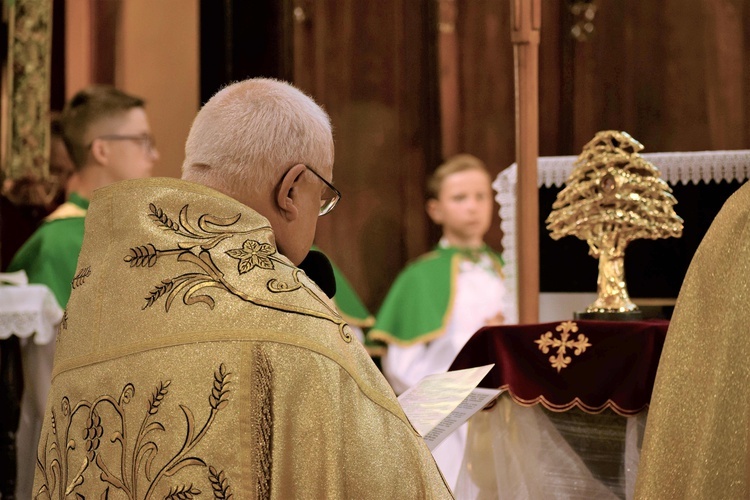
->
[10, 85, 157, 499]
[9, 85, 158, 309]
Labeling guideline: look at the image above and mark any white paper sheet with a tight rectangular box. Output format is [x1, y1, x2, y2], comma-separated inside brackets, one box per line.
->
[398, 365, 502, 450]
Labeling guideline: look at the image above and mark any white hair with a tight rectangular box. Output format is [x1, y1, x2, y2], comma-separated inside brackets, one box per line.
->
[181, 78, 334, 194]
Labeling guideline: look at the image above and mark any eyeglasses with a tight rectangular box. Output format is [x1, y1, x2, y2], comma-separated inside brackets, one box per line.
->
[305, 165, 341, 216]
[92, 134, 157, 153]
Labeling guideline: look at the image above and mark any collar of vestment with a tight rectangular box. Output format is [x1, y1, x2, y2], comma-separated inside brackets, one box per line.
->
[437, 239, 500, 264]
[55, 177, 359, 378]
[44, 192, 89, 221]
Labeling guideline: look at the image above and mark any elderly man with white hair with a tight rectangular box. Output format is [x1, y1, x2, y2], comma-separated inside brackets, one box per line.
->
[33, 78, 452, 499]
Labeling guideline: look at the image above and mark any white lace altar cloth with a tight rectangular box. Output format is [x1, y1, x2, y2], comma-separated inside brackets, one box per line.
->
[493, 150, 750, 314]
[0, 271, 63, 499]
[0, 270, 62, 344]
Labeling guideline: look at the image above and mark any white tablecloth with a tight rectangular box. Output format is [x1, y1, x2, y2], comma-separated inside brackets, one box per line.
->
[0, 271, 62, 499]
[0, 271, 62, 344]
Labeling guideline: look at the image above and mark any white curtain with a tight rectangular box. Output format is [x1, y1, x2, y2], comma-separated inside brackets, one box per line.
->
[454, 395, 647, 500]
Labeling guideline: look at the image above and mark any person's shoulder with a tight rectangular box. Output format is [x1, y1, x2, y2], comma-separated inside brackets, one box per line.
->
[401, 249, 450, 272]
[486, 246, 505, 266]
[21, 217, 84, 259]
[382, 249, 452, 295]
[45, 201, 87, 222]
[37, 217, 85, 244]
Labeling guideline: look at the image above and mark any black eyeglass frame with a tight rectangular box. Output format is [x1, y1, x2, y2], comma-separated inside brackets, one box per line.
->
[304, 164, 341, 216]
[89, 133, 156, 152]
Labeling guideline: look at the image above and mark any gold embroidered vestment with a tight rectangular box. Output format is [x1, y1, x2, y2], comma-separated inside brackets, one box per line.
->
[34, 178, 452, 499]
[635, 182, 750, 499]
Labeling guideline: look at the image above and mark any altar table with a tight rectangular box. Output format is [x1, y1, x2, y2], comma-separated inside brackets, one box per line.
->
[449, 320, 668, 500]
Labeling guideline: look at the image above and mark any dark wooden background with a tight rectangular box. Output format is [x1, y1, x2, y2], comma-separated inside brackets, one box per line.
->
[199, 0, 750, 313]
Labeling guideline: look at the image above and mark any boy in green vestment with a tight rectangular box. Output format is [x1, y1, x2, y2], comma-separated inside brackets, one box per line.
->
[8, 86, 158, 500]
[368, 153, 514, 490]
[9, 85, 159, 308]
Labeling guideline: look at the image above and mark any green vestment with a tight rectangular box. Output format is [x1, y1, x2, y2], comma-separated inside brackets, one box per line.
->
[311, 245, 374, 328]
[8, 193, 89, 307]
[369, 245, 504, 346]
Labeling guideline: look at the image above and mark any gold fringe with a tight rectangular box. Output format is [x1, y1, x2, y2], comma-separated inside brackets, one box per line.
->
[502, 385, 647, 417]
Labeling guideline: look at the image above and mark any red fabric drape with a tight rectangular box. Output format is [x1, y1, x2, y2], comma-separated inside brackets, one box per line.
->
[449, 320, 668, 416]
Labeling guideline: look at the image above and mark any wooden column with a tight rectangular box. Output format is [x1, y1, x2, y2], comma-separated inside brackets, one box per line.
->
[510, 0, 540, 323]
[437, 0, 459, 159]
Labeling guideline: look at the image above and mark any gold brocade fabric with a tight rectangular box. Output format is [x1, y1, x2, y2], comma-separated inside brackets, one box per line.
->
[635, 182, 750, 499]
[33, 178, 452, 499]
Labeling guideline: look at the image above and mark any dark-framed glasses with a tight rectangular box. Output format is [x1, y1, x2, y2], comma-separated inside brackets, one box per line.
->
[92, 133, 156, 153]
[305, 165, 341, 216]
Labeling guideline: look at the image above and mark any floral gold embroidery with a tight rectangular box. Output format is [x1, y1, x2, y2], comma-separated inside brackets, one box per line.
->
[128, 203, 352, 342]
[124, 244, 159, 267]
[267, 279, 303, 293]
[148, 203, 182, 232]
[535, 321, 592, 372]
[35, 364, 232, 498]
[165, 484, 201, 498]
[253, 347, 272, 499]
[225, 239, 279, 273]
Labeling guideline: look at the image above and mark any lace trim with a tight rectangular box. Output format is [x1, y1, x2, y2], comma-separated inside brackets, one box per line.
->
[0, 312, 57, 343]
[521, 150, 750, 188]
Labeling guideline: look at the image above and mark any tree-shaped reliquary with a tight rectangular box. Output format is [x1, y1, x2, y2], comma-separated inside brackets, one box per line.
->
[546, 131, 683, 319]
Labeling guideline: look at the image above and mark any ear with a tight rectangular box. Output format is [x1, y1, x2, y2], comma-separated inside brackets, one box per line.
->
[426, 198, 443, 224]
[89, 138, 109, 165]
[276, 163, 307, 221]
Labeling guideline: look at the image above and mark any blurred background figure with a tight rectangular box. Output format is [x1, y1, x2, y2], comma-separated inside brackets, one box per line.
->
[1, 114, 77, 271]
[369, 154, 514, 489]
[8, 86, 157, 500]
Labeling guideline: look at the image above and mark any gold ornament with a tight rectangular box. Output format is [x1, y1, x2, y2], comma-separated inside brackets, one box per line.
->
[546, 131, 683, 314]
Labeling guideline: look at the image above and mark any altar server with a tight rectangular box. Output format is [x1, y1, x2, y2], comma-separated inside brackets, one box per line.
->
[370, 153, 514, 490]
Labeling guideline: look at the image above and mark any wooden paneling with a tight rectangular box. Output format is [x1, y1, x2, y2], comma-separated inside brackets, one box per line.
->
[192, 0, 750, 313]
[199, 0, 293, 104]
[445, 0, 750, 158]
[293, 0, 441, 312]
[562, 0, 750, 154]
[437, 0, 514, 252]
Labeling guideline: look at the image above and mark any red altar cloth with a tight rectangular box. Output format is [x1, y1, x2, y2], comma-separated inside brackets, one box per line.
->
[449, 320, 668, 416]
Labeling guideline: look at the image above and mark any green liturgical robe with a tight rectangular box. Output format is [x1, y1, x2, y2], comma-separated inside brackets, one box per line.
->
[33, 178, 452, 499]
[369, 246, 504, 346]
[311, 245, 374, 329]
[8, 193, 89, 307]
